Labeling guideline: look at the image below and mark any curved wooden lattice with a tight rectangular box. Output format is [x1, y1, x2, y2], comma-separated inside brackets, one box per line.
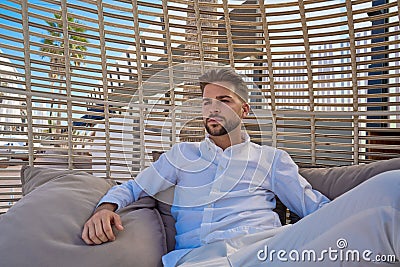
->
[0, 0, 399, 213]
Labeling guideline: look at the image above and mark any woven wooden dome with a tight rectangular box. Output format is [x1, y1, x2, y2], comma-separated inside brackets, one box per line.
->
[0, 0, 399, 213]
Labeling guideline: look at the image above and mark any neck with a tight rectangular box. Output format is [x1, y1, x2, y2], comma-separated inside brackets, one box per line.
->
[209, 127, 243, 150]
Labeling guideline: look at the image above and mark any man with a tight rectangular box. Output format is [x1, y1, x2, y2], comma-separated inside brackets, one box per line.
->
[82, 68, 399, 266]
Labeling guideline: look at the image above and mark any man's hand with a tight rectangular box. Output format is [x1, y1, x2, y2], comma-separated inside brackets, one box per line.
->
[82, 203, 124, 245]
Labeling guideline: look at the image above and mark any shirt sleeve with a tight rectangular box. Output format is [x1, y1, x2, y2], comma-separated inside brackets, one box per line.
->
[97, 147, 178, 211]
[271, 149, 330, 218]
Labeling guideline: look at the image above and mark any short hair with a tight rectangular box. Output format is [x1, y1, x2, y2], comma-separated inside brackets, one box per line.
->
[199, 68, 249, 103]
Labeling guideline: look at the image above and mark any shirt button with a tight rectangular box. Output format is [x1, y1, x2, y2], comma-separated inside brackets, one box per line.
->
[207, 204, 212, 208]
[219, 166, 223, 171]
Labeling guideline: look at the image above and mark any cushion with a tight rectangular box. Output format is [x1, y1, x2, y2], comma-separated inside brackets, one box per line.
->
[21, 167, 96, 196]
[282, 157, 400, 223]
[0, 166, 166, 267]
[154, 187, 176, 253]
[152, 151, 177, 252]
[299, 157, 400, 199]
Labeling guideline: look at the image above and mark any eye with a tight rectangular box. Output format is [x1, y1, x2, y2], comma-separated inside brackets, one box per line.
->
[202, 100, 211, 105]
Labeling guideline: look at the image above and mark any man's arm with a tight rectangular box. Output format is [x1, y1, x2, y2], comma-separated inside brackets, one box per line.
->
[82, 146, 179, 245]
[271, 150, 330, 218]
[81, 203, 123, 245]
[96, 149, 179, 209]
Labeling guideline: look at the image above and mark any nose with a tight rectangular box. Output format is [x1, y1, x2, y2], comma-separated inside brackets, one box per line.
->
[209, 99, 221, 114]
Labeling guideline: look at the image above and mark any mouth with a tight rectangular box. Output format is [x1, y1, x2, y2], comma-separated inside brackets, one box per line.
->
[207, 117, 224, 124]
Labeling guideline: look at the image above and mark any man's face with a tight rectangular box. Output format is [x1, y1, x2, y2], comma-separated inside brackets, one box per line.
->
[202, 82, 248, 136]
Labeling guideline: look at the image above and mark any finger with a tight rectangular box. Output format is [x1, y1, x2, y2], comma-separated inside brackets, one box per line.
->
[81, 224, 94, 245]
[112, 214, 124, 231]
[89, 221, 104, 245]
[94, 219, 109, 243]
[88, 222, 103, 245]
[101, 217, 116, 241]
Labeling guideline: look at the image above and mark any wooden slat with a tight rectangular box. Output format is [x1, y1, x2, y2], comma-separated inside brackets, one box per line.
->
[162, 0, 177, 146]
[131, 0, 145, 170]
[298, 0, 316, 165]
[222, 0, 234, 67]
[21, 0, 34, 166]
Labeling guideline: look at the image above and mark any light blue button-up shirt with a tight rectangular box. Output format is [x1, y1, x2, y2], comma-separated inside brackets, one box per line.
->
[98, 132, 330, 266]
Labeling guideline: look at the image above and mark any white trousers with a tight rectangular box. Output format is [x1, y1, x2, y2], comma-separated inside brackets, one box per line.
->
[176, 170, 400, 266]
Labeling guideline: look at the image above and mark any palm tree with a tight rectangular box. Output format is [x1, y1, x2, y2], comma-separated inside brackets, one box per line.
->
[40, 13, 88, 134]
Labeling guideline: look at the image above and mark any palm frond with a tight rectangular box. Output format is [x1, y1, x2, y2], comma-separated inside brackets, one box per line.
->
[40, 13, 89, 76]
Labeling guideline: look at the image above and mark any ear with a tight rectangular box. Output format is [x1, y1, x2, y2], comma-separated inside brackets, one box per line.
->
[241, 103, 250, 118]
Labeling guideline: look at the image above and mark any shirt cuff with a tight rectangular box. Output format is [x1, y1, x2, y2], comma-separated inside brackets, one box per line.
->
[96, 195, 122, 211]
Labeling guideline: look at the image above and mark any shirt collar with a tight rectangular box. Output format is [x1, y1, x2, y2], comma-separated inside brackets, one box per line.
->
[204, 131, 251, 152]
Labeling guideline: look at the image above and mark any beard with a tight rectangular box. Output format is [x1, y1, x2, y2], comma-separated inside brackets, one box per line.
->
[204, 115, 241, 136]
